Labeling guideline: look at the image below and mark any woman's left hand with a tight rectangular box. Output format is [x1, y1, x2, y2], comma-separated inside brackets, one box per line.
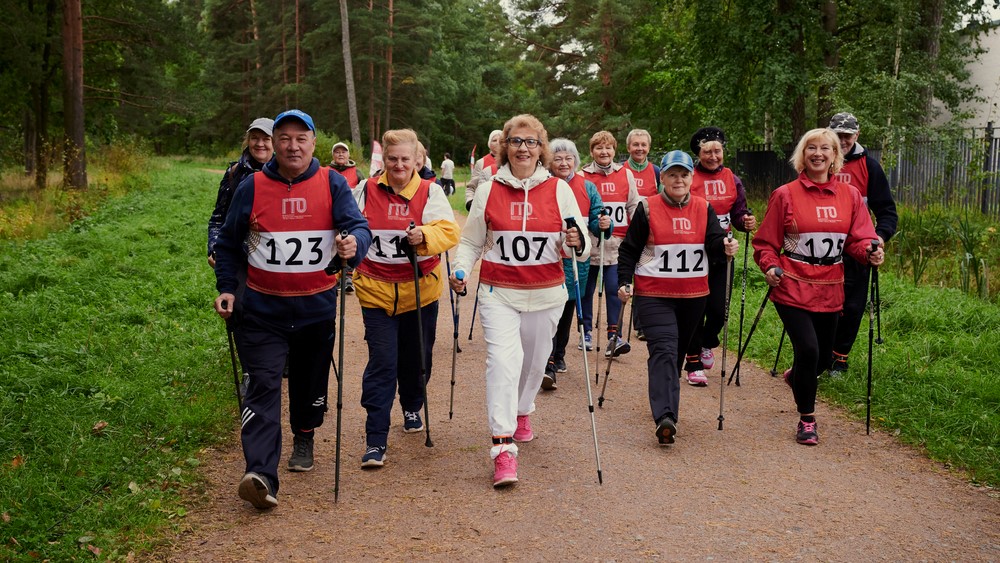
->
[743, 214, 757, 231]
[723, 236, 739, 258]
[564, 226, 580, 249]
[868, 245, 885, 267]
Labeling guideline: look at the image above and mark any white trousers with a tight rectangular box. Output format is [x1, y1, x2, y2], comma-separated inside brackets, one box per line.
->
[479, 290, 561, 458]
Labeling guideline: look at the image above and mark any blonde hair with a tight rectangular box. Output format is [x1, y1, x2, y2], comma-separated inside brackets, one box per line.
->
[589, 131, 617, 153]
[625, 128, 651, 147]
[790, 128, 844, 175]
[381, 129, 420, 159]
[498, 114, 552, 168]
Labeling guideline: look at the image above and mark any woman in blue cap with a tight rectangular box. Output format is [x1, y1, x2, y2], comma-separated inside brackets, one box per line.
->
[616, 150, 737, 446]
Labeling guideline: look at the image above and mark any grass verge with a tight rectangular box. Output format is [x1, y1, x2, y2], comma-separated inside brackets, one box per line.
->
[0, 158, 235, 560]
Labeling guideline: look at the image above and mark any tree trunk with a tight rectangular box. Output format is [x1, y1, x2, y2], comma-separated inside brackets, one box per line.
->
[250, 0, 262, 99]
[598, 0, 614, 112]
[62, 0, 87, 190]
[918, 0, 943, 121]
[281, 0, 289, 108]
[340, 0, 362, 146]
[24, 109, 36, 178]
[385, 0, 393, 129]
[367, 0, 375, 145]
[817, 0, 838, 126]
[295, 0, 301, 107]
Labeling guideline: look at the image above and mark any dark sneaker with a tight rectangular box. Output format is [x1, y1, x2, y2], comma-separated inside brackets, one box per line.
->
[607, 335, 631, 358]
[828, 354, 848, 378]
[343, 275, 355, 294]
[238, 472, 277, 509]
[287, 434, 314, 472]
[655, 416, 676, 445]
[361, 445, 387, 468]
[554, 358, 568, 373]
[636, 328, 646, 341]
[796, 420, 819, 445]
[541, 362, 557, 391]
[403, 410, 424, 433]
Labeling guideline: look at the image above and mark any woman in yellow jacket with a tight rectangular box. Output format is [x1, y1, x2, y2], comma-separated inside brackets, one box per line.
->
[352, 129, 460, 468]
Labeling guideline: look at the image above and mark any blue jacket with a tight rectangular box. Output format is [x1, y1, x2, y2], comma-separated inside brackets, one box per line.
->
[214, 157, 372, 328]
[207, 149, 266, 256]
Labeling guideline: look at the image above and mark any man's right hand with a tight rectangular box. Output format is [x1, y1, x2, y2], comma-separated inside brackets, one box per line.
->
[214, 293, 236, 319]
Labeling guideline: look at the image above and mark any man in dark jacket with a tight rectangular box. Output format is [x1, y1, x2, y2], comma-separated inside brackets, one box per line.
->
[827, 112, 898, 376]
[213, 109, 372, 509]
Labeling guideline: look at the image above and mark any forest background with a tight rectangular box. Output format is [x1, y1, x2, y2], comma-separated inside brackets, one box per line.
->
[4, 0, 1000, 187]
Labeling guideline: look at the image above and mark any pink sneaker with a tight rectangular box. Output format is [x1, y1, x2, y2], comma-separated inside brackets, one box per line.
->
[686, 370, 708, 386]
[493, 451, 518, 487]
[513, 415, 534, 442]
[700, 348, 715, 370]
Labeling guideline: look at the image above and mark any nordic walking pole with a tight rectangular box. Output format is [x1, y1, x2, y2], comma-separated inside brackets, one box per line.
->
[467, 283, 481, 341]
[735, 209, 752, 379]
[597, 304, 628, 408]
[325, 230, 350, 503]
[770, 328, 786, 377]
[566, 217, 603, 484]
[867, 240, 879, 435]
[728, 267, 783, 386]
[221, 304, 243, 410]
[593, 214, 607, 383]
[403, 222, 434, 447]
[718, 232, 735, 430]
[449, 260, 467, 420]
[874, 261, 884, 345]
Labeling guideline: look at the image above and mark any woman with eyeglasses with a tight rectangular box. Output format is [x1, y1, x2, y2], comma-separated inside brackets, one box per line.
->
[541, 138, 610, 391]
[450, 115, 590, 488]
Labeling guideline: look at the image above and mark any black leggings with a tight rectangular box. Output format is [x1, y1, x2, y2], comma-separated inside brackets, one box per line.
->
[773, 302, 839, 415]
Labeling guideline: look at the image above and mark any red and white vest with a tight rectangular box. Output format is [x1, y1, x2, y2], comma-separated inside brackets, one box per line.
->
[355, 178, 439, 282]
[691, 167, 738, 231]
[332, 165, 362, 189]
[480, 178, 565, 289]
[246, 168, 338, 296]
[634, 195, 711, 298]
[833, 157, 869, 201]
[626, 160, 659, 198]
[584, 167, 631, 238]
[483, 153, 498, 176]
[566, 173, 591, 225]
[779, 180, 855, 285]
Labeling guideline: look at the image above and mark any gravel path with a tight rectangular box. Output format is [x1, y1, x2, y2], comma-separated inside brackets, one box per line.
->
[167, 216, 999, 562]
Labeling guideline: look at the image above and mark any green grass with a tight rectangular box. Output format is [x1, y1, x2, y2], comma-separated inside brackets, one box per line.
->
[0, 158, 236, 560]
[730, 261, 1000, 486]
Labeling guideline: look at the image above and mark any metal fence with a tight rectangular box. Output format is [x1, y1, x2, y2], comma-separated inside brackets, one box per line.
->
[733, 123, 1000, 218]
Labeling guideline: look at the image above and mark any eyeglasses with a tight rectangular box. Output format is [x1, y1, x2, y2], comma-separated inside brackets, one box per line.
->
[507, 137, 541, 148]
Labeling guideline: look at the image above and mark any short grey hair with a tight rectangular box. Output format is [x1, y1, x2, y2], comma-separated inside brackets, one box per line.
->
[549, 138, 581, 167]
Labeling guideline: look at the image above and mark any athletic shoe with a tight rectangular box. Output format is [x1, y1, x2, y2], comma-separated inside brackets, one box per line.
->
[829, 354, 849, 378]
[513, 415, 534, 442]
[541, 362, 557, 391]
[655, 416, 676, 445]
[636, 329, 646, 341]
[343, 275, 355, 294]
[686, 370, 708, 386]
[403, 411, 424, 433]
[796, 420, 819, 445]
[578, 332, 594, 351]
[361, 445, 387, 468]
[700, 348, 715, 370]
[604, 335, 632, 358]
[287, 434, 314, 472]
[492, 451, 518, 488]
[238, 472, 277, 509]
[783, 368, 793, 389]
[554, 358, 568, 373]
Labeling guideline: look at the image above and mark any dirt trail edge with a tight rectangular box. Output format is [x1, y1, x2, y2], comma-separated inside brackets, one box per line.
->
[168, 213, 999, 561]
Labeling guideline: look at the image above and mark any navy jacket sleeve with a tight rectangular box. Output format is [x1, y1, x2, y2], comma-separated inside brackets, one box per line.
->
[729, 174, 752, 233]
[865, 155, 898, 242]
[207, 163, 237, 256]
[617, 200, 649, 287]
[705, 203, 728, 260]
[328, 169, 372, 269]
[214, 173, 255, 294]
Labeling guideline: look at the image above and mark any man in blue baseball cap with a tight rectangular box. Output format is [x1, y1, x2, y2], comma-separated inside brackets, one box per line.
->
[615, 149, 737, 446]
[212, 109, 372, 509]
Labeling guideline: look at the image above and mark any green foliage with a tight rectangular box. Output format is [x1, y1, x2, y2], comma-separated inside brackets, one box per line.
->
[0, 160, 235, 560]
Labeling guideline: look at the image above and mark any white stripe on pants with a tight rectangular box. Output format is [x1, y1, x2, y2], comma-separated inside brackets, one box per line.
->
[479, 290, 561, 459]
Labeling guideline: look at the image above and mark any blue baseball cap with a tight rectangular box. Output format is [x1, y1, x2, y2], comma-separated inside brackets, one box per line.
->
[273, 109, 316, 132]
[660, 150, 694, 172]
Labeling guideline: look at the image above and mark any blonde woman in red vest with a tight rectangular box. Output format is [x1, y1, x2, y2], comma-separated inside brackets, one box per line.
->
[617, 150, 737, 446]
[753, 128, 884, 446]
[449, 114, 589, 488]
[465, 129, 503, 211]
[351, 129, 460, 468]
[683, 127, 757, 386]
[581, 131, 642, 357]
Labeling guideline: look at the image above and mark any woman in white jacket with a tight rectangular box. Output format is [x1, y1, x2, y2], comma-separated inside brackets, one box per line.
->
[450, 114, 590, 488]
